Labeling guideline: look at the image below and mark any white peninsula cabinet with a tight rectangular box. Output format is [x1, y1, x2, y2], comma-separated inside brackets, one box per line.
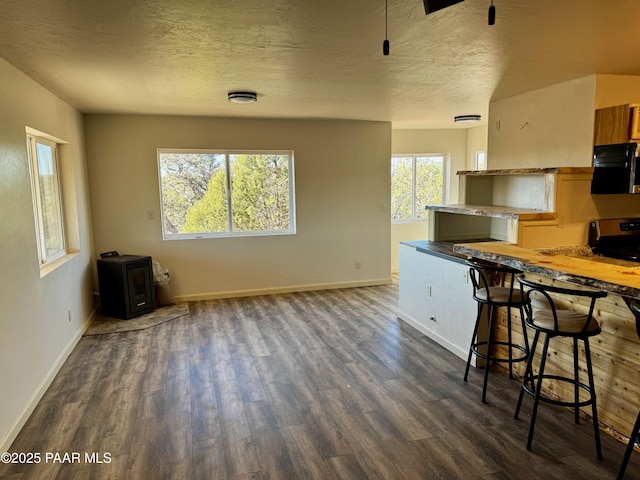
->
[397, 241, 484, 366]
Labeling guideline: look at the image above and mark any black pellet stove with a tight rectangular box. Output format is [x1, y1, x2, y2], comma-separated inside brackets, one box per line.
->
[97, 252, 156, 319]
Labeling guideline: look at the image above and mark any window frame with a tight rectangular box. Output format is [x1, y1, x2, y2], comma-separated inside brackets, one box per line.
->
[157, 148, 296, 240]
[26, 133, 66, 266]
[391, 153, 447, 224]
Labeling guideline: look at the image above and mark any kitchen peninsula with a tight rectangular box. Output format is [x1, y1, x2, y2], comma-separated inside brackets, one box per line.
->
[398, 166, 640, 444]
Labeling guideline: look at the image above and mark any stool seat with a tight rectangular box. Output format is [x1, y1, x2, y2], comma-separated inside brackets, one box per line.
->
[514, 275, 607, 459]
[531, 309, 601, 335]
[463, 259, 529, 403]
[475, 286, 525, 305]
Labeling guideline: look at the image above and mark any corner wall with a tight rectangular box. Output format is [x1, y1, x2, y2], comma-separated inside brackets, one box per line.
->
[84, 115, 392, 299]
[0, 58, 95, 451]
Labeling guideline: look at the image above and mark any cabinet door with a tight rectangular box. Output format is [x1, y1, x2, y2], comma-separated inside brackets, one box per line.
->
[593, 104, 631, 146]
[631, 107, 640, 141]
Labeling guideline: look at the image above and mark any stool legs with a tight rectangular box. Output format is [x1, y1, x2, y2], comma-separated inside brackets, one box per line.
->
[515, 332, 601, 459]
[514, 330, 540, 421]
[526, 333, 551, 451]
[464, 302, 483, 383]
[617, 410, 640, 479]
[584, 338, 602, 460]
[465, 302, 529, 403]
[481, 304, 497, 403]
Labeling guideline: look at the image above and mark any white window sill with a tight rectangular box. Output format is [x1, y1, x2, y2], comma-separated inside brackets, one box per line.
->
[40, 251, 80, 278]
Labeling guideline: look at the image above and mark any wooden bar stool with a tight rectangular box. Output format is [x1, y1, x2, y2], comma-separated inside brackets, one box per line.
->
[616, 300, 640, 479]
[514, 275, 607, 459]
[463, 259, 530, 403]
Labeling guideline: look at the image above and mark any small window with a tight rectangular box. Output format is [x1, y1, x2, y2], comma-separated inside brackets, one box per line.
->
[475, 151, 487, 170]
[27, 134, 66, 265]
[158, 150, 296, 239]
[391, 154, 445, 222]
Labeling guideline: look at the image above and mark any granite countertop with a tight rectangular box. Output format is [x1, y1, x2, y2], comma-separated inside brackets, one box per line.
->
[452, 241, 640, 299]
[401, 239, 494, 264]
[425, 204, 557, 220]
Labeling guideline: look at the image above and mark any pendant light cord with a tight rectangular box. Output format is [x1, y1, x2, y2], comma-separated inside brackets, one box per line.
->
[383, 0, 390, 55]
[385, 0, 388, 39]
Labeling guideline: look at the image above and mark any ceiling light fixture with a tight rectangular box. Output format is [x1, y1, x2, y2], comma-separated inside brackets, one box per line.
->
[454, 114, 481, 124]
[488, 0, 496, 25]
[228, 91, 257, 104]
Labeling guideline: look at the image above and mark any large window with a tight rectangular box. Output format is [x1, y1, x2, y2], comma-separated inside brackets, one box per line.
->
[391, 154, 445, 222]
[27, 134, 66, 265]
[158, 150, 296, 239]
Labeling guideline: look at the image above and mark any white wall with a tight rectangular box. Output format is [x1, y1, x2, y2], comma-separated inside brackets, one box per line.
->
[488, 76, 597, 169]
[84, 115, 392, 299]
[0, 58, 95, 451]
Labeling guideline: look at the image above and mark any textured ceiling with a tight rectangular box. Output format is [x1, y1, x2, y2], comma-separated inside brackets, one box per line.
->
[1, 0, 640, 128]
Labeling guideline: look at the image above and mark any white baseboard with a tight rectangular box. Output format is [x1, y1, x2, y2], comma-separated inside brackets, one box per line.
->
[0, 308, 96, 453]
[176, 278, 393, 302]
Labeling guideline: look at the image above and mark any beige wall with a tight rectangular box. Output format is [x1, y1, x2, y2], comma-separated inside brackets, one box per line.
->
[488, 76, 597, 169]
[595, 74, 640, 108]
[0, 58, 95, 450]
[84, 115, 392, 299]
[390, 128, 483, 271]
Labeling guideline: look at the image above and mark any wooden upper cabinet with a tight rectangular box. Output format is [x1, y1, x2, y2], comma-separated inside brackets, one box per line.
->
[593, 103, 640, 146]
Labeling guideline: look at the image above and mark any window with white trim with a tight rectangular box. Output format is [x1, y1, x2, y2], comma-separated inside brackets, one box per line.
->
[475, 150, 487, 170]
[158, 149, 296, 239]
[27, 134, 66, 265]
[391, 154, 445, 222]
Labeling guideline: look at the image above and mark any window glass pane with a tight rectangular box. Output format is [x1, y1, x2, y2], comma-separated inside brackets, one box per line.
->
[475, 151, 487, 170]
[415, 156, 443, 220]
[159, 152, 227, 235]
[35, 142, 64, 258]
[158, 150, 295, 239]
[391, 156, 413, 221]
[230, 154, 290, 232]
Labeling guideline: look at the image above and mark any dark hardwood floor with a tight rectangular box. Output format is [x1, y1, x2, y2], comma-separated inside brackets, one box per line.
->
[2, 282, 639, 479]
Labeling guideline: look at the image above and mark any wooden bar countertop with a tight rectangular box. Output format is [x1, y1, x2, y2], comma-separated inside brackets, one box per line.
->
[453, 241, 640, 299]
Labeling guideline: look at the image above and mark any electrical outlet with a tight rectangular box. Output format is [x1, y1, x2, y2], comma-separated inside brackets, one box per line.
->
[426, 285, 432, 297]
[355, 262, 362, 270]
[146, 209, 155, 220]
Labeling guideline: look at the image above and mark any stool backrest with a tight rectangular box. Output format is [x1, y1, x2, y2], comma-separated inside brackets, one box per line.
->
[517, 275, 607, 335]
[465, 259, 520, 303]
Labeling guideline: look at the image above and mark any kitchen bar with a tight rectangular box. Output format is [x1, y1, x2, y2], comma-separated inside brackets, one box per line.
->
[452, 240, 640, 446]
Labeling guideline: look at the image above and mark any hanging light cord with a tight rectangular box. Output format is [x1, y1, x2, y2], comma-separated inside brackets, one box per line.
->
[488, 0, 496, 25]
[383, 0, 390, 55]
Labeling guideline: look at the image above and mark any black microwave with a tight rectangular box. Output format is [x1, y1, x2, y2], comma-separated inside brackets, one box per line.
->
[591, 143, 640, 194]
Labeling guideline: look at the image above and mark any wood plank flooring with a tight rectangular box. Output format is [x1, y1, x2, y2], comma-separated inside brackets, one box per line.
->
[2, 282, 640, 479]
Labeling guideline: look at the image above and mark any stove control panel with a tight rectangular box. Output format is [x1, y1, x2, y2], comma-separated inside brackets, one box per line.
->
[620, 221, 640, 232]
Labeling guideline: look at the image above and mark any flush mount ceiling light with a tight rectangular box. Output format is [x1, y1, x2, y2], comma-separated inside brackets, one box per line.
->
[228, 91, 257, 104]
[454, 114, 481, 124]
